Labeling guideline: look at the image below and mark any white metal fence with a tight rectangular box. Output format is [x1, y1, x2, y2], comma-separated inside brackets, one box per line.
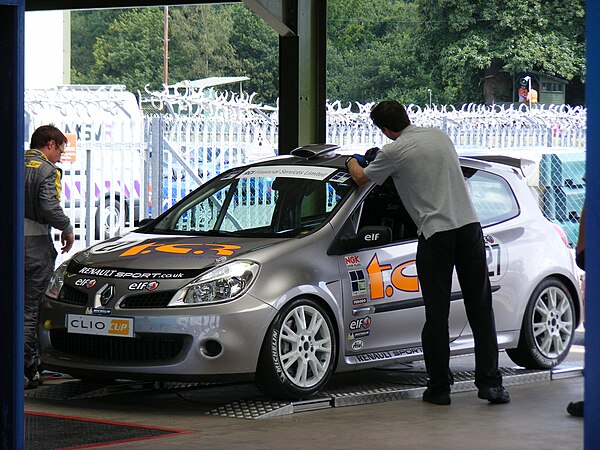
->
[24, 87, 587, 265]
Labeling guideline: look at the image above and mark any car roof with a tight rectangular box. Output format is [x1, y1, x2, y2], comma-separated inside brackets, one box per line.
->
[247, 144, 535, 178]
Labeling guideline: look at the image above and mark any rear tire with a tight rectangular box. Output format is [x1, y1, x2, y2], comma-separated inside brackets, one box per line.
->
[255, 298, 336, 400]
[506, 277, 575, 369]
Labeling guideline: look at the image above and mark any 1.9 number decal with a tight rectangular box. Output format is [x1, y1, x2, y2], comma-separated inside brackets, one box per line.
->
[366, 255, 419, 300]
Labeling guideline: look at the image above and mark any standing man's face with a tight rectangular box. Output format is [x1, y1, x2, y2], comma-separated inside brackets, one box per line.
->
[48, 140, 65, 163]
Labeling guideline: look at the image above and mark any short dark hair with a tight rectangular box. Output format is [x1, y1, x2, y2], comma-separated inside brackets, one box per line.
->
[370, 100, 411, 133]
[29, 124, 68, 150]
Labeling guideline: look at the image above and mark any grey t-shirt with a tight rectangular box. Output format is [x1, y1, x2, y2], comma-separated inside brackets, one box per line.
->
[363, 124, 478, 239]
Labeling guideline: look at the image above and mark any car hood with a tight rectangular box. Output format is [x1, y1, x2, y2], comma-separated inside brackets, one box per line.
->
[70, 232, 288, 275]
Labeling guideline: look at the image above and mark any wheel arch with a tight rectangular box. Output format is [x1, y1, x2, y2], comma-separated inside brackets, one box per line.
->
[544, 273, 583, 328]
[514, 272, 583, 335]
[267, 292, 341, 373]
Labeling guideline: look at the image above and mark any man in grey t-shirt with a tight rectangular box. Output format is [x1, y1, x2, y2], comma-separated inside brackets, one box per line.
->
[346, 100, 509, 405]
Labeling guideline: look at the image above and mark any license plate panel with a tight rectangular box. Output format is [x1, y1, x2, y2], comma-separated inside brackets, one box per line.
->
[66, 314, 134, 338]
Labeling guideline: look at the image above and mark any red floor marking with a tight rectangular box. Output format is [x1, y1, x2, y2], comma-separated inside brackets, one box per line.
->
[25, 410, 194, 449]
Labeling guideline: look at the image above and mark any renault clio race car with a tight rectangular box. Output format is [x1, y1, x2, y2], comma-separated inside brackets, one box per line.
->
[38, 144, 583, 400]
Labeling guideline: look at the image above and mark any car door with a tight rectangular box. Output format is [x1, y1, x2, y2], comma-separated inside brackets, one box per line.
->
[337, 182, 468, 358]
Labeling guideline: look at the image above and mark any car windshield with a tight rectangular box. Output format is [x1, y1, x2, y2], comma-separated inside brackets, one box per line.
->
[146, 164, 354, 237]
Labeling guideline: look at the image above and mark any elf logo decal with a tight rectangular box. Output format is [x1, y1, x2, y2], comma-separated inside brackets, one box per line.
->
[367, 255, 419, 300]
[119, 243, 241, 257]
[75, 278, 97, 289]
[128, 281, 159, 291]
[349, 316, 371, 330]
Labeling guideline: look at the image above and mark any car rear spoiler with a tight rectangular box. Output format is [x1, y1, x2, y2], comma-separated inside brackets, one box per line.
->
[464, 155, 537, 178]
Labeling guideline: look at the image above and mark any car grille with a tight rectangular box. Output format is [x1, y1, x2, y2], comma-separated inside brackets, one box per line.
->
[119, 290, 178, 308]
[57, 285, 88, 306]
[50, 329, 185, 361]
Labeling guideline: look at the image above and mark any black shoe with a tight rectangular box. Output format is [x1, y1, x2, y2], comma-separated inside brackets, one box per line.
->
[423, 388, 451, 405]
[24, 375, 39, 390]
[478, 386, 510, 404]
[567, 401, 584, 417]
[24, 363, 41, 390]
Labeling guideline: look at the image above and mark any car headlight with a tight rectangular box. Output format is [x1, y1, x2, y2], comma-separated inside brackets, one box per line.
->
[45, 260, 70, 300]
[168, 260, 260, 307]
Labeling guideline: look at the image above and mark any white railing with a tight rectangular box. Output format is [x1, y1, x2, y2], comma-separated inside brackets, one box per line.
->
[25, 86, 587, 265]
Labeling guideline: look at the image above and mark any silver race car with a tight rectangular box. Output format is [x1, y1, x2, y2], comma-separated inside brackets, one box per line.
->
[38, 144, 583, 399]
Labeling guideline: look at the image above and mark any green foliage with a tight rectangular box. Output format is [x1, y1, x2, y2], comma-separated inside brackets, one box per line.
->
[71, 5, 278, 104]
[228, 4, 279, 105]
[88, 8, 164, 93]
[71, 9, 123, 83]
[69, 1, 585, 106]
[415, 0, 585, 104]
[168, 5, 239, 83]
[327, 0, 431, 106]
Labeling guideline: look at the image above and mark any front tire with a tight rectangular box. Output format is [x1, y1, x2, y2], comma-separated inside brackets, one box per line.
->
[255, 298, 337, 400]
[506, 277, 575, 369]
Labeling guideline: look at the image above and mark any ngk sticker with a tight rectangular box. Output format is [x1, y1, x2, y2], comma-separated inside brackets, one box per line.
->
[345, 255, 361, 267]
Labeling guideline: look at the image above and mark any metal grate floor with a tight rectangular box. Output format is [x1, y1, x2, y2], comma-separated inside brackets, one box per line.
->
[27, 359, 583, 420]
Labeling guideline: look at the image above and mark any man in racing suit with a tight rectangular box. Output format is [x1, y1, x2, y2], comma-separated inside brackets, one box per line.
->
[24, 125, 74, 389]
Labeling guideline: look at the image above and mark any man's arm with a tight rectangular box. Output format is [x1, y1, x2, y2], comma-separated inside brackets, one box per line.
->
[346, 157, 371, 186]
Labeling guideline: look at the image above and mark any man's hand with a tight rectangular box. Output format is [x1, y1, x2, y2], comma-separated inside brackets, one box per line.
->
[61, 231, 74, 254]
[345, 156, 371, 186]
[348, 147, 380, 168]
[364, 146, 379, 160]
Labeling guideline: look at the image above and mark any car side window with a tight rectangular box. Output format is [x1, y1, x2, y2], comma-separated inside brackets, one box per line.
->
[357, 179, 417, 244]
[464, 169, 519, 226]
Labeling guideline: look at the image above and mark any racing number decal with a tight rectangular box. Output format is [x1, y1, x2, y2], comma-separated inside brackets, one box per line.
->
[484, 235, 507, 280]
[486, 243, 502, 277]
[119, 242, 241, 257]
[363, 236, 504, 301]
[366, 254, 419, 300]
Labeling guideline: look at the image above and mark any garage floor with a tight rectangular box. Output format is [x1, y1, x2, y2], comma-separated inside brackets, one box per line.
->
[24, 347, 585, 450]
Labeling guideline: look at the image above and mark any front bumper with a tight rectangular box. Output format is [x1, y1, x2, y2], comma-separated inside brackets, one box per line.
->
[38, 294, 276, 381]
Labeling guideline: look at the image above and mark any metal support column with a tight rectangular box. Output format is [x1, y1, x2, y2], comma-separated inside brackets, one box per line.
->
[244, 0, 326, 154]
[585, 2, 600, 447]
[0, 1, 25, 449]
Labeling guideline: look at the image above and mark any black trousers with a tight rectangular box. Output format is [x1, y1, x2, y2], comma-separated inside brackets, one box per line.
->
[416, 222, 502, 393]
[24, 234, 57, 367]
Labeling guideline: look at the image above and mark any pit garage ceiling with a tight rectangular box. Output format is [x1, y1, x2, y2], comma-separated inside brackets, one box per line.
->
[25, 0, 327, 153]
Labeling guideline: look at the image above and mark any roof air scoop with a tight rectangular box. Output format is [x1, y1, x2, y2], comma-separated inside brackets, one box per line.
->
[290, 144, 340, 159]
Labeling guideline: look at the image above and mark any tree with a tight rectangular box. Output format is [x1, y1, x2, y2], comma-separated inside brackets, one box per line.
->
[327, 0, 432, 106]
[88, 8, 164, 93]
[71, 5, 278, 103]
[71, 9, 125, 83]
[229, 4, 279, 105]
[168, 5, 240, 83]
[415, 0, 586, 105]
